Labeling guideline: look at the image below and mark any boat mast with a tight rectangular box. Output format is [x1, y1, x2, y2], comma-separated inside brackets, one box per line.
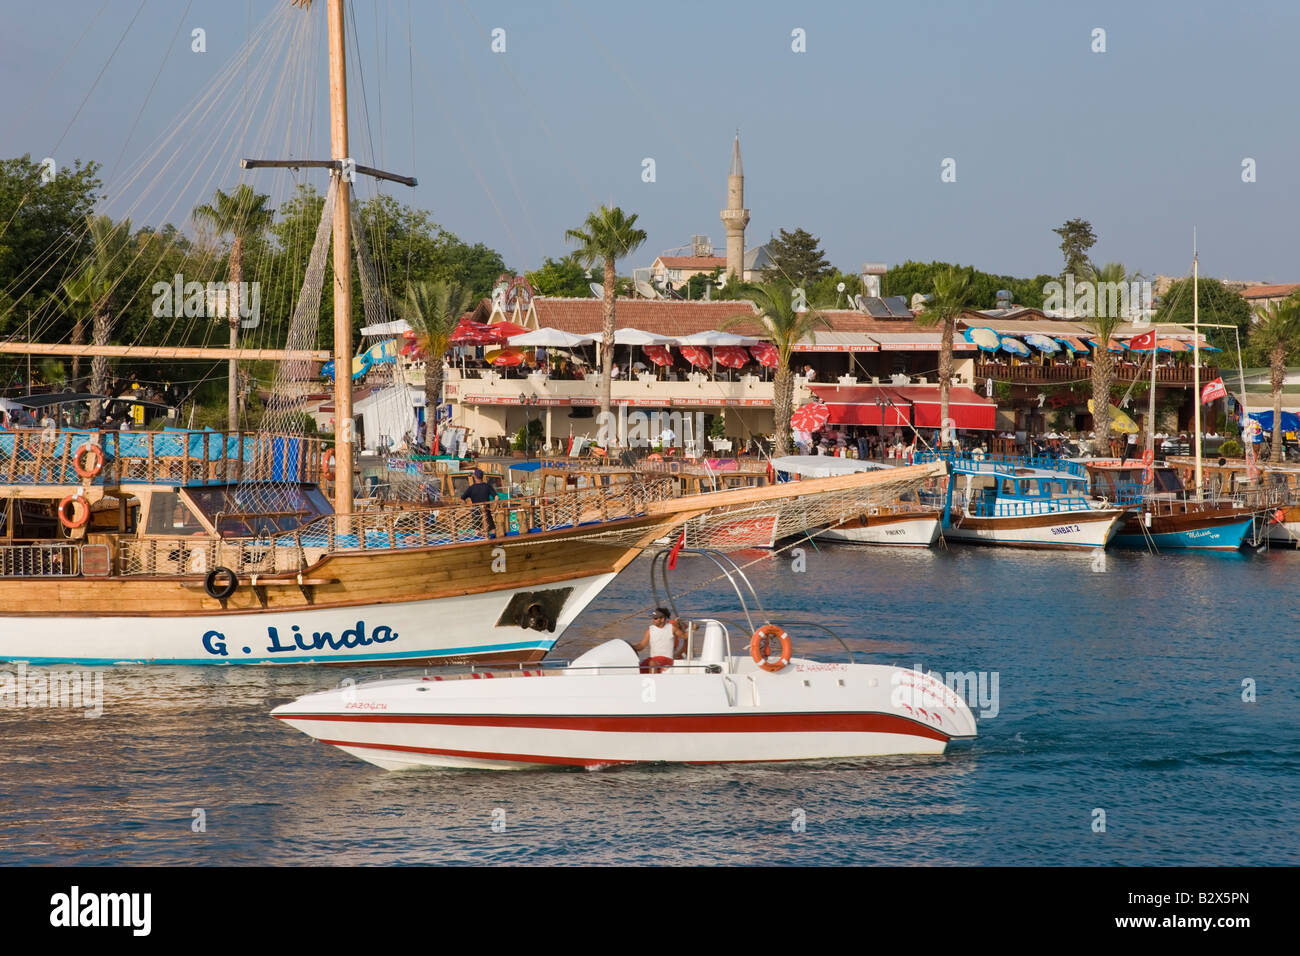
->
[1192, 235, 1202, 499]
[327, 0, 353, 517]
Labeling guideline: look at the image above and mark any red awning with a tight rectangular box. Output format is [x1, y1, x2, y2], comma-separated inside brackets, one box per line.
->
[887, 385, 996, 430]
[810, 386, 911, 427]
[812, 384, 996, 430]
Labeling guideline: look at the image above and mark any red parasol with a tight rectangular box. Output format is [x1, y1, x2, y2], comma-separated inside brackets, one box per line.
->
[484, 321, 530, 344]
[749, 342, 779, 368]
[679, 345, 711, 368]
[643, 345, 674, 367]
[450, 319, 497, 345]
[789, 402, 830, 431]
[714, 345, 750, 369]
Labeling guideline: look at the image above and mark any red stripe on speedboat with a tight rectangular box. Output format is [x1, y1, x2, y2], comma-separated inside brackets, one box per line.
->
[280, 711, 948, 741]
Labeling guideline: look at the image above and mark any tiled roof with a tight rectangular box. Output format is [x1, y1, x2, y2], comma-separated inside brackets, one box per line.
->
[532, 297, 766, 336]
[655, 256, 727, 270]
[1241, 283, 1300, 299]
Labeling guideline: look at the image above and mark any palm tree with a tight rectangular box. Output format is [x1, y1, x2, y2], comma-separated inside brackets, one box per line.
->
[1249, 295, 1300, 462]
[193, 185, 274, 430]
[57, 215, 133, 418]
[565, 206, 647, 434]
[723, 281, 830, 457]
[915, 267, 973, 448]
[1082, 262, 1134, 452]
[404, 279, 474, 447]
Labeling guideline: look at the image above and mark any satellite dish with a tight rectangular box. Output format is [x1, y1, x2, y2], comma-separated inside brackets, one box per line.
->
[853, 294, 867, 312]
[589, 282, 605, 298]
[836, 282, 846, 293]
[911, 292, 931, 310]
[634, 280, 659, 299]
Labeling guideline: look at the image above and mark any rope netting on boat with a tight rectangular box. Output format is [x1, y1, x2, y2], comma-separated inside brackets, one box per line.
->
[229, 178, 336, 515]
[494, 464, 947, 554]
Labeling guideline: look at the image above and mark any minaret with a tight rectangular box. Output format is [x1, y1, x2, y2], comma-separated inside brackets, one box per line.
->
[720, 135, 749, 280]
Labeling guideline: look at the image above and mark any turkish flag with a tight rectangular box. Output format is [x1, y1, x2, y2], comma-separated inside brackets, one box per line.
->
[1201, 377, 1228, 404]
[1129, 329, 1157, 351]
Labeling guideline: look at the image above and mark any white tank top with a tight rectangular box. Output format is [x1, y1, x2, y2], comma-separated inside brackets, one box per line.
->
[646, 622, 675, 660]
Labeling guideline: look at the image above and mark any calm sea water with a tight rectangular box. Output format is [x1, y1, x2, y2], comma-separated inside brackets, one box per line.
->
[2, 544, 1297, 866]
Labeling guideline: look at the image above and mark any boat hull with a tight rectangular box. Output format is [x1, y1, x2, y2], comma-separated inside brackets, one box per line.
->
[0, 515, 665, 665]
[1111, 512, 1255, 552]
[944, 509, 1123, 550]
[817, 511, 940, 547]
[273, 661, 978, 769]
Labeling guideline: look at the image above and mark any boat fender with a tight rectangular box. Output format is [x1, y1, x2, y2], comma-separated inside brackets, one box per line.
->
[750, 624, 792, 673]
[72, 442, 104, 479]
[322, 448, 337, 481]
[58, 494, 89, 529]
[204, 566, 239, 600]
[765, 462, 775, 484]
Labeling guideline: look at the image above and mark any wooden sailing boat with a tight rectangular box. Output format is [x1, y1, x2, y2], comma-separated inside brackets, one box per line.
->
[0, 0, 943, 665]
[1083, 246, 1263, 551]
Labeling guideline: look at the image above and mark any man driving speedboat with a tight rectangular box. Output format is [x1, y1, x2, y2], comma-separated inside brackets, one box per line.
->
[630, 607, 687, 673]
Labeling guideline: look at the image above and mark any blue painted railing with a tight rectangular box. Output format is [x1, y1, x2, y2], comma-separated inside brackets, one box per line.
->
[972, 496, 1094, 518]
[915, 449, 1086, 479]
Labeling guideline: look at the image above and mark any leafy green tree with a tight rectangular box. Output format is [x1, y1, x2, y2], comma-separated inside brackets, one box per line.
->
[884, 260, 1050, 310]
[723, 281, 830, 457]
[1053, 219, 1097, 280]
[916, 267, 974, 444]
[678, 266, 724, 300]
[194, 184, 274, 429]
[1155, 276, 1252, 354]
[1248, 294, 1300, 462]
[1055, 221, 1097, 283]
[404, 279, 474, 446]
[565, 206, 647, 429]
[765, 228, 833, 286]
[527, 254, 593, 298]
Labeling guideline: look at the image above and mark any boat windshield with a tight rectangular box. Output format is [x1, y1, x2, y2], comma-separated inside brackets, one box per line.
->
[184, 483, 333, 536]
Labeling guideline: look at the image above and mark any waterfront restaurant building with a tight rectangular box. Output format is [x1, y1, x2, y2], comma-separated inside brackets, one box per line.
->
[382, 295, 1219, 456]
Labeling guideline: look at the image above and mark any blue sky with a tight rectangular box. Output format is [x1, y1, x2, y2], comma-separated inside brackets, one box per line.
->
[4, 0, 1298, 290]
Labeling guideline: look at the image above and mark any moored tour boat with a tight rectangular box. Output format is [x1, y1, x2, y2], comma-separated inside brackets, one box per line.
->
[1083, 459, 1261, 552]
[767, 456, 940, 547]
[918, 452, 1124, 550]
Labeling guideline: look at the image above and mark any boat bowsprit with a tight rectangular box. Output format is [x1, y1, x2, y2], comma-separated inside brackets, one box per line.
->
[272, 549, 978, 770]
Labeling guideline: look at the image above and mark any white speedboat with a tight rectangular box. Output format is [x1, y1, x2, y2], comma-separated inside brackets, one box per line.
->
[272, 549, 978, 769]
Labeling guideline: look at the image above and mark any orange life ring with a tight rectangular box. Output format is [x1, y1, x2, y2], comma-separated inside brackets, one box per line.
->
[750, 624, 792, 673]
[58, 494, 89, 529]
[72, 443, 104, 479]
[1142, 448, 1154, 466]
[646, 453, 663, 462]
[322, 448, 336, 480]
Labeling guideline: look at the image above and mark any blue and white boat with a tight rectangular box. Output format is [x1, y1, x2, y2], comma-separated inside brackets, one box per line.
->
[917, 452, 1124, 550]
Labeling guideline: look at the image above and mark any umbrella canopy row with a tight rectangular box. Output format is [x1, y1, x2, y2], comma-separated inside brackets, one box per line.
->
[964, 326, 1222, 356]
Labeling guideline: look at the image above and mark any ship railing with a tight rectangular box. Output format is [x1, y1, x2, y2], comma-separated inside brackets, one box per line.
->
[0, 543, 82, 577]
[914, 450, 1085, 479]
[0, 428, 323, 486]
[971, 496, 1094, 518]
[116, 476, 678, 576]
